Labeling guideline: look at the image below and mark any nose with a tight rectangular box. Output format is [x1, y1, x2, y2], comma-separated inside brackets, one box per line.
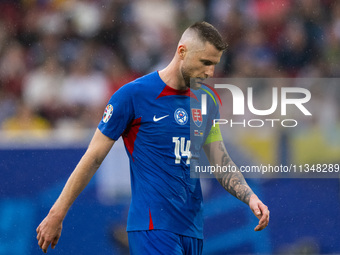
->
[205, 65, 215, 78]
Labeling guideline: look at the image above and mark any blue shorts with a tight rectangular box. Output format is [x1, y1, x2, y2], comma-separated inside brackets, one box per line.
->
[128, 230, 203, 255]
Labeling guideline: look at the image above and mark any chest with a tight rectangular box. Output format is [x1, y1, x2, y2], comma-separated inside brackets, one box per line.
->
[134, 95, 209, 151]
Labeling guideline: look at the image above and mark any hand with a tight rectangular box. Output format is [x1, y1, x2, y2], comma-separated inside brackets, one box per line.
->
[248, 194, 270, 231]
[36, 213, 63, 253]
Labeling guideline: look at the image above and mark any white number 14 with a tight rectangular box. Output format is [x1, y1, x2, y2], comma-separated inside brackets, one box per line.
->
[172, 137, 191, 165]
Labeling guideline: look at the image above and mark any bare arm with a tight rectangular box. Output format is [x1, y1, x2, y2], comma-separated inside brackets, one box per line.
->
[203, 140, 269, 231]
[36, 128, 115, 253]
[204, 140, 254, 204]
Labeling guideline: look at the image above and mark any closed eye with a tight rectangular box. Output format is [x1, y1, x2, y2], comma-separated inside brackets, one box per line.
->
[200, 58, 220, 66]
[201, 60, 213, 66]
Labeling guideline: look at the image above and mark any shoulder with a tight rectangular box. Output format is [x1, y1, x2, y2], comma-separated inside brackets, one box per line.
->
[117, 71, 163, 96]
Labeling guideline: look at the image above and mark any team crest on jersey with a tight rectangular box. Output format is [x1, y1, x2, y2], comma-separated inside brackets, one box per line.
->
[174, 108, 188, 125]
[191, 108, 203, 127]
[103, 104, 113, 123]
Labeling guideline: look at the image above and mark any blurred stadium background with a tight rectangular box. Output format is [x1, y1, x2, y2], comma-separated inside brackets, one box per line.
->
[1, 0, 340, 254]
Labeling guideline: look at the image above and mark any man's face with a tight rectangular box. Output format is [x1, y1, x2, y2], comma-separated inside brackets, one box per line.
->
[181, 42, 223, 88]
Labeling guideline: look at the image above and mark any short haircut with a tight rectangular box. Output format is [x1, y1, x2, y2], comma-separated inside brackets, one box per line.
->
[188, 21, 227, 51]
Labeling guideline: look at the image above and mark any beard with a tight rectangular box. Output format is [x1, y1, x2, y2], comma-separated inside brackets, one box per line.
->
[181, 67, 203, 90]
[181, 66, 191, 88]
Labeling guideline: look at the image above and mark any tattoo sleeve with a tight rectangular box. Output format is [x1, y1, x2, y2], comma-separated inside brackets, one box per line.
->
[206, 141, 254, 205]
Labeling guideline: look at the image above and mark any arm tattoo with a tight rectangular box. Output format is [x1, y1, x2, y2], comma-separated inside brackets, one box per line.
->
[215, 141, 254, 205]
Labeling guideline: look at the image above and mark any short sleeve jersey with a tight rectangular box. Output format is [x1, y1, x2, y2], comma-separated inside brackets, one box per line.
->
[98, 71, 220, 239]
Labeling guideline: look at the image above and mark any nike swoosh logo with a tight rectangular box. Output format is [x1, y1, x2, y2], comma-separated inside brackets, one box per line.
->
[153, 115, 169, 122]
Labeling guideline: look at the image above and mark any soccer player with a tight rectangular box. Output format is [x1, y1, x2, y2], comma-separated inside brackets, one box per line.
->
[36, 21, 269, 254]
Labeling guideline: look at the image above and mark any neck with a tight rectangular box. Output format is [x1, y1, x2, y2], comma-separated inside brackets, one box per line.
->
[158, 58, 187, 91]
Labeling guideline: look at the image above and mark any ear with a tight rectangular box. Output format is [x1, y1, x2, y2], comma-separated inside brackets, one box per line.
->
[177, 45, 187, 60]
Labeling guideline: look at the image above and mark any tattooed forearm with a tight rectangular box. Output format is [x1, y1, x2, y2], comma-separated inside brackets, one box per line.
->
[216, 169, 254, 205]
[219, 142, 232, 166]
[214, 141, 254, 205]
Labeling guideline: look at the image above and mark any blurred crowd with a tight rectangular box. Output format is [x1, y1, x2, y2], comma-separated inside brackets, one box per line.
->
[0, 0, 340, 137]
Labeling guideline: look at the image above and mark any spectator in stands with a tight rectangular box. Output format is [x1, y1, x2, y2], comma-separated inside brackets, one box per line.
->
[22, 56, 65, 126]
[1, 101, 51, 139]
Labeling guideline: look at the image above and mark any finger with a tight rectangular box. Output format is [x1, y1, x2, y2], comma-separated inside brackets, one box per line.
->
[255, 221, 268, 231]
[252, 202, 265, 217]
[38, 237, 44, 249]
[258, 203, 268, 213]
[258, 204, 269, 218]
[51, 235, 60, 249]
[259, 209, 270, 224]
[42, 239, 51, 253]
[37, 231, 41, 241]
[255, 208, 269, 230]
[254, 224, 264, 231]
[254, 208, 261, 218]
[258, 217, 269, 229]
[254, 216, 270, 231]
[259, 213, 267, 225]
[36, 225, 40, 234]
[254, 220, 267, 231]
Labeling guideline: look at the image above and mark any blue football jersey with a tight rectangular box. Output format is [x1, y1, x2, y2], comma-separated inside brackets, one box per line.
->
[98, 71, 219, 239]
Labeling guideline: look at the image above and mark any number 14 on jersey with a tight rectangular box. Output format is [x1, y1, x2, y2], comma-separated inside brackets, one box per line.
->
[172, 137, 191, 165]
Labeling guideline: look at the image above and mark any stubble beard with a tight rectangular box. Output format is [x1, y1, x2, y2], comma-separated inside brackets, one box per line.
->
[181, 67, 203, 90]
[181, 67, 191, 88]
